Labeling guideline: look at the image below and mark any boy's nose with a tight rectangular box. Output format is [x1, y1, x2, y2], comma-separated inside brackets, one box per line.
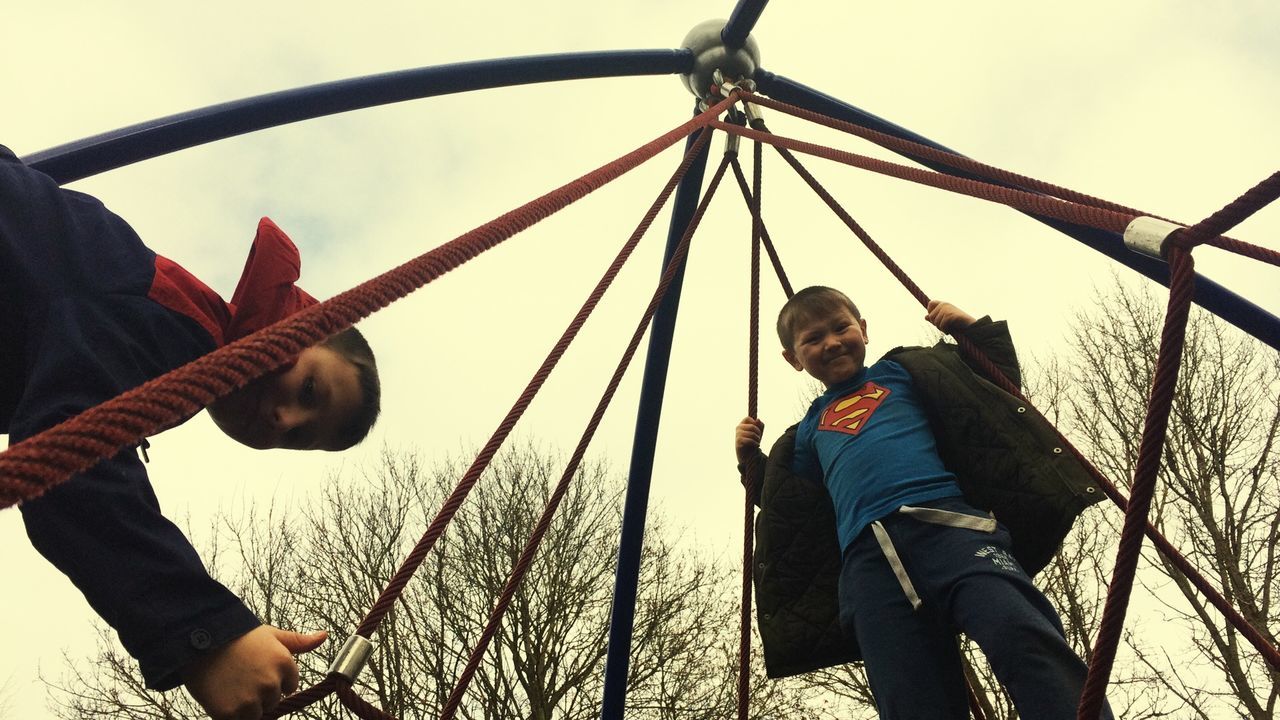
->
[273, 404, 312, 431]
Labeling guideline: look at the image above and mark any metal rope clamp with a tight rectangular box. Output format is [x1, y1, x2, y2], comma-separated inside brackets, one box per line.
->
[714, 70, 750, 156]
[326, 634, 375, 683]
[1123, 216, 1184, 260]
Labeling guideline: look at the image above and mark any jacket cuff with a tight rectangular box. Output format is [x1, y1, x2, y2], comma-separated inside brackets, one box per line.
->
[138, 600, 262, 691]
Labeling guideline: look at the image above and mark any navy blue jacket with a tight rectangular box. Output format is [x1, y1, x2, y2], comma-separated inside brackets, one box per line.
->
[1, 144, 312, 690]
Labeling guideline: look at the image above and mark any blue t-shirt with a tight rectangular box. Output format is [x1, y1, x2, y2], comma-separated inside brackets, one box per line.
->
[792, 358, 962, 550]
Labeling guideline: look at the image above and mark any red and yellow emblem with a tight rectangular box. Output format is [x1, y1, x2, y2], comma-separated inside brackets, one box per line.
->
[819, 381, 891, 436]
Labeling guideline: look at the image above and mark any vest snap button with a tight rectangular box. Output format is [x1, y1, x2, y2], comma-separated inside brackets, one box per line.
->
[1016, 406, 1027, 413]
[1053, 447, 1063, 454]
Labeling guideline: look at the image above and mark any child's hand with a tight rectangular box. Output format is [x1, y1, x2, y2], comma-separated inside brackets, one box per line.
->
[735, 416, 764, 464]
[925, 300, 976, 334]
[184, 624, 328, 720]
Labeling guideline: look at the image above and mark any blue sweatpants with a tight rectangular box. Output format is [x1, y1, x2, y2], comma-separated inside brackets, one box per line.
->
[838, 496, 1114, 720]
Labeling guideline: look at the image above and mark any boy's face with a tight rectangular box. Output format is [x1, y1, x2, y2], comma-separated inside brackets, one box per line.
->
[207, 346, 362, 451]
[782, 307, 869, 388]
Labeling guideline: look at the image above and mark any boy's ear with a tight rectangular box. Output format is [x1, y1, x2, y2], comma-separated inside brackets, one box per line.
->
[782, 348, 803, 371]
[861, 317, 869, 344]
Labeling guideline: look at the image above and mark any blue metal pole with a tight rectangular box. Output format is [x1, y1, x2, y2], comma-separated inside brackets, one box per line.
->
[722, 0, 770, 49]
[755, 70, 1280, 351]
[24, 50, 693, 185]
[600, 107, 711, 720]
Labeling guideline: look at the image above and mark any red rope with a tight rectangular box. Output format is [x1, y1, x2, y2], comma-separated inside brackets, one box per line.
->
[755, 121, 930, 307]
[739, 138, 764, 720]
[1077, 178, 1280, 718]
[336, 681, 397, 720]
[439, 152, 735, 720]
[1172, 171, 1280, 250]
[0, 96, 738, 511]
[270, 676, 338, 717]
[740, 91, 1280, 268]
[711, 119, 1138, 237]
[729, 152, 794, 297]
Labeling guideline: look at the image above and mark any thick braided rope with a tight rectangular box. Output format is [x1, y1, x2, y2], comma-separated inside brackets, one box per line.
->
[1078, 179, 1280, 719]
[0, 95, 737, 510]
[729, 150, 794, 297]
[769, 127, 1280, 690]
[439, 153, 734, 720]
[1172, 172, 1280, 250]
[1075, 246, 1193, 718]
[756, 121, 930, 307]
[741, 91, 1280, 268]
[711, 119, 1137, 237]
[270, 676, 338, 717]
[740, 90, 1145, 217]
[738, 139, 763, 720]
[336, 680, 396, 720]
[741, 138, 764, 720]
[267, 122, 719, 720]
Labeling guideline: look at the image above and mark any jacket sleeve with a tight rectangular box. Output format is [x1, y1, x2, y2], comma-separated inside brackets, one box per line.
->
[21, 454, 262, 690]
[951, 315, 1021, 389]
[13, 298, 260, 691]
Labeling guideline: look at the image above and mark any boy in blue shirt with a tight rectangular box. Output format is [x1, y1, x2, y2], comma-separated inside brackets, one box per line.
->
[735, 286, 1112, 719]
[1, 143, 380, 720]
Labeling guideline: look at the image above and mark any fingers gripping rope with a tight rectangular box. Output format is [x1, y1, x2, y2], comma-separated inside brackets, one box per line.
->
[0, 95, 738, 511]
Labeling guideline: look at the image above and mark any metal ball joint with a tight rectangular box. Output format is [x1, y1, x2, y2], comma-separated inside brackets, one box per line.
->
[680, 19, 762, 99]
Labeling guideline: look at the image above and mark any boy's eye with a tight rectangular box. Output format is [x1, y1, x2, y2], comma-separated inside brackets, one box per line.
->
[301, 377, 317, 405]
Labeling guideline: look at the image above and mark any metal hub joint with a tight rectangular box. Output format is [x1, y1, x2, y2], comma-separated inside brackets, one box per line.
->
[680, 19, 761, 100]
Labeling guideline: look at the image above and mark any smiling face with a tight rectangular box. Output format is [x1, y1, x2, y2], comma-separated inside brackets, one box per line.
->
[782, 307, 870, 388]
[207, 346, 363, 451]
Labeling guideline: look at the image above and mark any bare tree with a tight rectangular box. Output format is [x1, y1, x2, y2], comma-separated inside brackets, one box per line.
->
[44, 444, 822, 719]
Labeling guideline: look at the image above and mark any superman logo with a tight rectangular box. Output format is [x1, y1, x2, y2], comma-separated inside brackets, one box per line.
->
[819, 382, 892, 436]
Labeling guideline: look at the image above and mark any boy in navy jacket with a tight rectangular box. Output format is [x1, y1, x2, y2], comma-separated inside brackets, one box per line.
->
[1, 144, 380, 720]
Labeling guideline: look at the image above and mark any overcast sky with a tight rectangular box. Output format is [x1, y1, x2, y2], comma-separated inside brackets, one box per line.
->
[3, 1, 1278, 717]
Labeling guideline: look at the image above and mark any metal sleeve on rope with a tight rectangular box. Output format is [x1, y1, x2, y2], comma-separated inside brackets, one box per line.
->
[326, 635, 375, 683]
[1123, 216, 1183, 260]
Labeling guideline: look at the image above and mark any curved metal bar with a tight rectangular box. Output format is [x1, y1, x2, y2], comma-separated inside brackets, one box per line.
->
[600, 106, 711, 720]
[24, 49, 693, 185]
[722, 0, 770, 49]
[755, 69, 1280, 351]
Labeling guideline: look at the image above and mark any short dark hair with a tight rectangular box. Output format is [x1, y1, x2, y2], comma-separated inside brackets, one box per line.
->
[776, 286, 861, 351]
[321, 326, 380, 450]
